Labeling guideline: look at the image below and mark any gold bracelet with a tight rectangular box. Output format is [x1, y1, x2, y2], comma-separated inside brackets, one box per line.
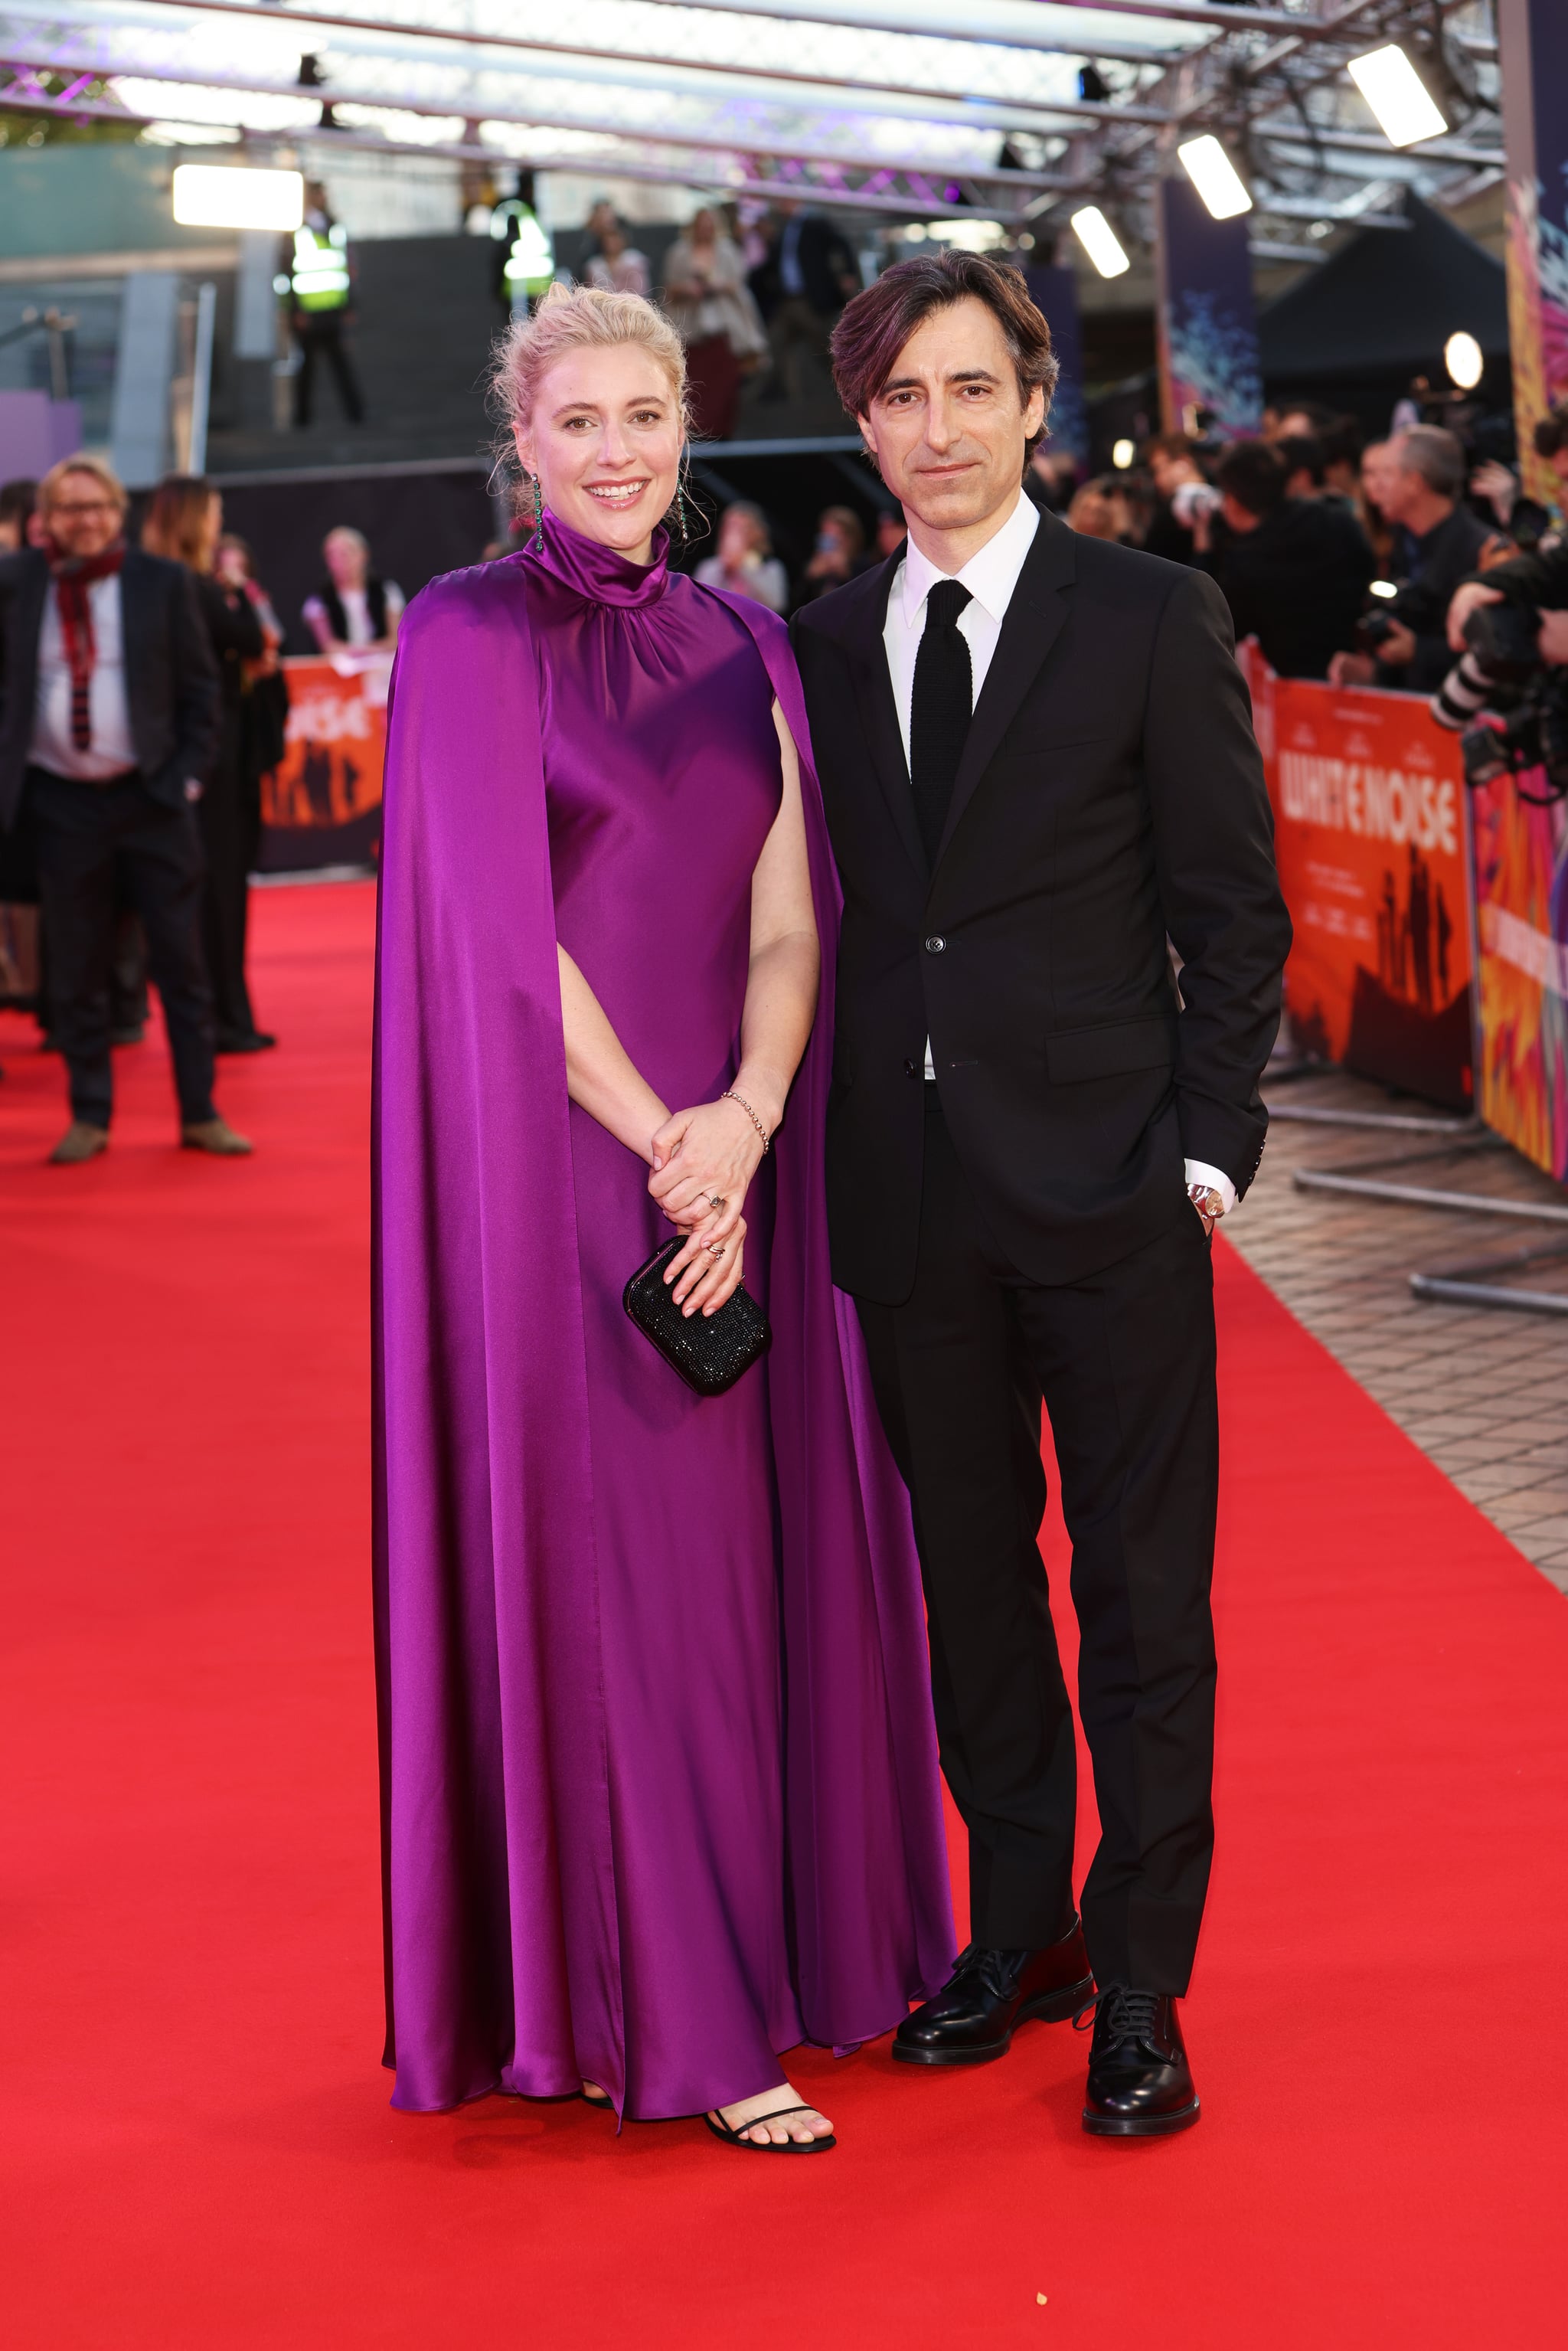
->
[721, 1088, 771, 1153]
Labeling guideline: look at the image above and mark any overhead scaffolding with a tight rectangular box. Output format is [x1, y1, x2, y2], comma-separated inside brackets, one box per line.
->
[0, 0, 1504, 236]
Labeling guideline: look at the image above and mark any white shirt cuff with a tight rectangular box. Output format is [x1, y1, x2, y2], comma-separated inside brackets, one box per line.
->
[1184, 1159, 1236, 1217]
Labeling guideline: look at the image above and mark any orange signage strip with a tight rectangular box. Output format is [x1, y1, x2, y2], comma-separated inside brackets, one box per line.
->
[1240, 643, 1473, 1110]
[260, 656, 387, 839]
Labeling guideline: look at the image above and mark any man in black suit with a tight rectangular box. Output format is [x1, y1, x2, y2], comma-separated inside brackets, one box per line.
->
[756, 202, 861, 407]
[0, 456, 251, 1162]
[793, 254, 1289, 2137]
[1191, 437, 1375, 678]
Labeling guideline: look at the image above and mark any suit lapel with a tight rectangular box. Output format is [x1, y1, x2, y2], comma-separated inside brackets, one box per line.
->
[935, 511, 1076, 869]
[832, 556, 929, 888]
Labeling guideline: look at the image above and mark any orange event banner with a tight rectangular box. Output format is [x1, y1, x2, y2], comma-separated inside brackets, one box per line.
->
[257, 655, 387, 874]
[1240, 644, 1473, 1111]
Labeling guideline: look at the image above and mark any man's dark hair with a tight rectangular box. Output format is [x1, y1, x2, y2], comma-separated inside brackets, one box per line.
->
[1142, 430, 1202, 466]
[0, 477, 38, 534]
[1276, 433, 1325, 487]
[1214, 440, 1289, 518]
[1318, 413, 1364, 471]
[829, 252, 1059, 447]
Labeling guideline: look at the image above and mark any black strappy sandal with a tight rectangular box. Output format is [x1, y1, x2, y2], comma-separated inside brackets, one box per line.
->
[580, 2086, 613, 2110]
[704, 2102, 836, 2153]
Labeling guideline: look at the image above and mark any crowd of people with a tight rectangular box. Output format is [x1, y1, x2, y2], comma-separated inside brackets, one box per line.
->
[0, 462, 401, 1162]
[1041, 398, 1568, 696]
[541, 195, 861, 440]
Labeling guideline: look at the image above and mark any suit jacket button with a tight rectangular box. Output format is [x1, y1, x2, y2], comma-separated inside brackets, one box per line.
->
[924, 934, 946, 953]
[903, 1058, 917, 1078]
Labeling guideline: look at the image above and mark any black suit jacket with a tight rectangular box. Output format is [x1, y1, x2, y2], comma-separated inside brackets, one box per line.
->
[792, 511, 1292, 1300]
[0, 545, 222, 831]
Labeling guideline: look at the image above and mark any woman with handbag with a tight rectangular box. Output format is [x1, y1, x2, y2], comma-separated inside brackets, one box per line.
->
[374, 283, 951, 2153]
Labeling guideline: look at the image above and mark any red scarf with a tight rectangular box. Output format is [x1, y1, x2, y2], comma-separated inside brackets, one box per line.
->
[47, 538, 126, 751]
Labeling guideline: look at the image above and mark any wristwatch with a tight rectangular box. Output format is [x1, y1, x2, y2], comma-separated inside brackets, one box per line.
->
[1187, 1182, 1226, 1237]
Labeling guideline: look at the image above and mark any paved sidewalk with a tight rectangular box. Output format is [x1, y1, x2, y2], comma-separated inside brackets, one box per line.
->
[1223, 1066, 1568, 1597]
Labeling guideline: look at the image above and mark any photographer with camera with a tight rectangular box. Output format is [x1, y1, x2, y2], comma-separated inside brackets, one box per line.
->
[1142, 431, 1210, 564]
[1446, 404, 1568, 670]
[1436, 407, 1568, 796]
[1329, 427, 1489, 694]
[1188, 438, 1374, 679]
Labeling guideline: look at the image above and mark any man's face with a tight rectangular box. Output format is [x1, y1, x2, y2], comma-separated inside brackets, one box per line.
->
[325, 530, 368, 590]
[858, 296, 1044, 541]
[1370, 438, 1435, 526]
[41, 471, 122, 561]
[1360, 442, 1397, 515]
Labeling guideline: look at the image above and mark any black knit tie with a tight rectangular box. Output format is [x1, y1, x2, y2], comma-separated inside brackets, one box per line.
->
[910, 578, 972, 866]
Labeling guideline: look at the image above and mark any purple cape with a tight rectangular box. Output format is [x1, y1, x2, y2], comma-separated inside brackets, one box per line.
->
[372, 551, 953, 2113]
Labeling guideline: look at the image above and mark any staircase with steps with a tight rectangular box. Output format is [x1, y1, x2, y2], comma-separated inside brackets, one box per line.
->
[207, 234, 501, 479]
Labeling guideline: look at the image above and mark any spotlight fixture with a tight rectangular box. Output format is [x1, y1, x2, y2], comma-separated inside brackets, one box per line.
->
[1176, 136, 1252, 221]
[1444, 330, 1483, 391]
[1348, 45, 1447, 149]
[1070, 206, 1129, 279]
[1111, 437, 1135, 469]
[172, 164, 304, 232]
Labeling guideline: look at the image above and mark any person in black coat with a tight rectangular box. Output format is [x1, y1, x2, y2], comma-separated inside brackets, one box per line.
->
[751, 203, 860, 406]
[142, 476, 270, 1052]
[793, 253, 1290, 2137]
[1191, 439, 1375, 678]
[0, 457, 250, 1161]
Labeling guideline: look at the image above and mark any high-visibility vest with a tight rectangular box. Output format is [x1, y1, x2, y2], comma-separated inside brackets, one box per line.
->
[493, 201, 554, 297]
[291, 222, 351, 312]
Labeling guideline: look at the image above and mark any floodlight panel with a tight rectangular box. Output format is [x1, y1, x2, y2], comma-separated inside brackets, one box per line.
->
[1347, 46, 1447, 149]
[1444, 330, 1483, 390]
[1177, 136, 1252, 221]
[1071, 206, 1129, 280]
[172, 165, 305, 232]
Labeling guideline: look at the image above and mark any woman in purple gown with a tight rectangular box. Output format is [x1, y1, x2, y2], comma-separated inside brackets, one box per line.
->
[372, 286, 953, 2152]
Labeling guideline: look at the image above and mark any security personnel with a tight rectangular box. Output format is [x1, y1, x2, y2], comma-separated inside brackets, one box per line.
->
[489, 170, 554, 324]
[286, 183, 365, 427]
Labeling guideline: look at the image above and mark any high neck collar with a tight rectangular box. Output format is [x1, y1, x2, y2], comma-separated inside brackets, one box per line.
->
[524, 509, 671, 608]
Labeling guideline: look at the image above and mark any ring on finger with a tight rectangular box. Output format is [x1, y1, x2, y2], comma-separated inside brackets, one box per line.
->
[707, 1242, 724, 1258]
[706, 1192, 727, 1214]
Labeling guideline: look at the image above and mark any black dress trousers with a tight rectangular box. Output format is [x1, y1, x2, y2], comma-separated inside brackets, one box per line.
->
[28, 766, 218, 1130]
[854, 1092, 1220, 1995]
[197, 737, 260, 1041]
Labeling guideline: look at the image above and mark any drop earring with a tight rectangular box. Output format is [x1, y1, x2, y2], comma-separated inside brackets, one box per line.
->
[528, 470, 545, 551]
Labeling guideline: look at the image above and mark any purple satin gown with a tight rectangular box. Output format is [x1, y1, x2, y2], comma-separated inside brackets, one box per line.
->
[526, 518, 802, 2117]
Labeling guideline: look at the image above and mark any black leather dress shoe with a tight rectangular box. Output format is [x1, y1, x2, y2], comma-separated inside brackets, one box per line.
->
[215, 1028, 277, 1054]
[1078, 1986, 1200, 2137]
[893, 1919, 1093, 2067]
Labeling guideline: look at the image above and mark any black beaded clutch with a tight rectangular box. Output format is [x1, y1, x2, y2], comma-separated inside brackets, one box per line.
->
[623, 1235, 770, 1396]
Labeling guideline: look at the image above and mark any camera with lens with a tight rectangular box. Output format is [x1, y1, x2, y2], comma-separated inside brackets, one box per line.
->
[1432, 601, 1568, 797]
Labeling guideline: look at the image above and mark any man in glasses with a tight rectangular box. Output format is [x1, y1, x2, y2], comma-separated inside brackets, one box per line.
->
[0, 455, 251, 1162]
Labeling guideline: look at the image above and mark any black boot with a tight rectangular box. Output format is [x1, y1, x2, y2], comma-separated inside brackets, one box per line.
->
[1078, 1986, 1200, 2137]
[893, 1918, 1093, 2067]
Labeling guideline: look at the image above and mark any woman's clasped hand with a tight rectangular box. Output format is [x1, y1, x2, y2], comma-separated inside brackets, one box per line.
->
[647, 1094, 770, 1316]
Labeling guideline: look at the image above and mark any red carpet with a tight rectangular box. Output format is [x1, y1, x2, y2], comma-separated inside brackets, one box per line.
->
[2, 880, 1564, 2347]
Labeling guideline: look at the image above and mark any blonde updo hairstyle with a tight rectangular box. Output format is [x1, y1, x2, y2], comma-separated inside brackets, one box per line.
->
[492, 281, 690, 494]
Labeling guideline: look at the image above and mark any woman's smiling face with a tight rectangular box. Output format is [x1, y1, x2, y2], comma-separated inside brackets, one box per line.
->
[514, 342, 684, 565]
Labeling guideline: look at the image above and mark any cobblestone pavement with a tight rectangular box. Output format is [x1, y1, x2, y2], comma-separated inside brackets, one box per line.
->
[1222, 1064, 1568, 1598]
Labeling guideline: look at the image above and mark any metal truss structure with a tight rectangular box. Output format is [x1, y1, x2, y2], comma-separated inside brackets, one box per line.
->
[0, 0, 1504, 247]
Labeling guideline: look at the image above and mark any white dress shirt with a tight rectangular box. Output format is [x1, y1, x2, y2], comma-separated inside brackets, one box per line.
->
[28, 572, 138, 781]
[880, 487, 1236, 1213]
